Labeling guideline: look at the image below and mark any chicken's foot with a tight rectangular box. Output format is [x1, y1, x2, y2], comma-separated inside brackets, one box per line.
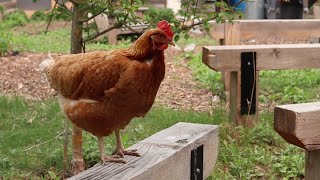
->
[114, 129, 141, 158]
[98, 136, 126, 164]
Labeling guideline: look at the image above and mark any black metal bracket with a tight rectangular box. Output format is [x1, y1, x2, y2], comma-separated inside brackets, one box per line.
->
[241, 52, 257, 115]
[190, 145, 204, 180]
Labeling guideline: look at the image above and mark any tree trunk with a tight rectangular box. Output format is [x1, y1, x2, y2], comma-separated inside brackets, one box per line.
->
[71, 3, 84, 54]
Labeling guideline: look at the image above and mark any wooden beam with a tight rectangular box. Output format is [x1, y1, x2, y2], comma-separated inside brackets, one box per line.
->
[209, 19, 320, 41]
[68, 122, 219, 180]
[203, 44, 320, 72]
[274, 102, 320, 151]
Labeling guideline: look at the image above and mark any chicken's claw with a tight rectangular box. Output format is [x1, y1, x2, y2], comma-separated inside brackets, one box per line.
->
[114, 148, 141, 158]
[70, 159, 85, 175]
[101, 155, 126, 165]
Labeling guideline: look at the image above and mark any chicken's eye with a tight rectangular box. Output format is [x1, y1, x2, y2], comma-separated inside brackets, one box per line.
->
[157, 34, 165, 38]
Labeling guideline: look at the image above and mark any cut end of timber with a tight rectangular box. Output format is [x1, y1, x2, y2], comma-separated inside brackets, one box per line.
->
[68, 122, 219, 180]
[274, 102, 320, 151]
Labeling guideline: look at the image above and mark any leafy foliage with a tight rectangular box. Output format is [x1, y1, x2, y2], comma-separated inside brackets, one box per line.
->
[30, 10, 49, 21]
[144, 7, 180, 30]
[50, 5, 72, 21]
[259, 70, 320, 104]
[31, 7, 71, 21]
[1, 10, 29, 28]
[211, 112, 304, 179]
[0, 31, 12, 56]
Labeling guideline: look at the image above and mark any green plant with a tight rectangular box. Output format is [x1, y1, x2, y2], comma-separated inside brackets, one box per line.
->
[0, 31, 12, 56]
[0, 5, 4, 14]
[144, 7, 180, 33]
[31, 10, 49, 21]
[2, 10, 29, 28]
[211, 112, 304, 179]
[50, 6, 72, 21]
[259, 70, 320, 104]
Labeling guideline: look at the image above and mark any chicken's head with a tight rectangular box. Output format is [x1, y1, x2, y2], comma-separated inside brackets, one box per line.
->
[151, 20, 175, 51]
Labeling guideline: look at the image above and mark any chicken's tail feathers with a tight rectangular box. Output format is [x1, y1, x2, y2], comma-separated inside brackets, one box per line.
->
[39, 52, 54, 72]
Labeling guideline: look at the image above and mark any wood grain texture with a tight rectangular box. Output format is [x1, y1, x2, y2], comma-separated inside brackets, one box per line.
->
[203, 44, 320, 72]
[209, 19, 320, 40]
[68, 122, 219, 180]
[274, 102, 320, 151]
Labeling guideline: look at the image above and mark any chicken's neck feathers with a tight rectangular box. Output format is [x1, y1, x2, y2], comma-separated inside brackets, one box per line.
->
[124, 29, 163, 60]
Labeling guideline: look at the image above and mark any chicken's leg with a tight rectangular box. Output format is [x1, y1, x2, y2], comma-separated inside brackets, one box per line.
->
[97, 136, 126, 164]
[114, 129, 141, 158]
[70, 125, 85, 175]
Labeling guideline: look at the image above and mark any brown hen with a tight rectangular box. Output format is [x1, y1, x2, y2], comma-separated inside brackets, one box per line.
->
[40, 20, 174, 175]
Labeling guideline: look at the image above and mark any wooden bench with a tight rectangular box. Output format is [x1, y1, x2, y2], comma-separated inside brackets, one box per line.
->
[274, 102, 320, 180]
[68, 122, 219, 180]
[204, 19, 320, 126]
[94, 7, 149, 45]
[209, 19, 320, 44]
[202, 44, 320, 126]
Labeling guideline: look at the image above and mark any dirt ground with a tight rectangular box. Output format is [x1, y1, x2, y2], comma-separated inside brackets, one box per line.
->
[0, 48, 217, 113]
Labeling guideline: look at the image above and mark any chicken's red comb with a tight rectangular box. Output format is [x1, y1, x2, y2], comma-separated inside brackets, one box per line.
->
[157, 20, 174, 41]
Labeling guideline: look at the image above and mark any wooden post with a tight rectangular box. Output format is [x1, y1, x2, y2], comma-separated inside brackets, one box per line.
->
[221, 22, 258, 126]
[305, 150, 320, 180]
[68, 122, 219, 180]
[224, 22, 242, 125]
[274, 102, 320, 180]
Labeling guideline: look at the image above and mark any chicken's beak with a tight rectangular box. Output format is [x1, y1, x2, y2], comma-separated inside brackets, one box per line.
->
[168, 40, 175, 46]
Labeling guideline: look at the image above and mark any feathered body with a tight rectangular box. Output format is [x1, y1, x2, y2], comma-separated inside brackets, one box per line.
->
[41, 20, 174, 174]
[42, 29, 167, 137]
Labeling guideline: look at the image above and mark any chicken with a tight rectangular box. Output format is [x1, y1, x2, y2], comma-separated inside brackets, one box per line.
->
[40, 20, 174, 175]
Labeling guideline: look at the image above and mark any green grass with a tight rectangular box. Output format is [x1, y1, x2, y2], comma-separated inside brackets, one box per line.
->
[10, 27, 131, 54]
[211, 112, 304, 179]
[0, 96, 223, 179]
[0, 96, 305, 179]
[259, 70, 320, 104]
[0, 96, 65, 178]
[177, 34, 218, 46]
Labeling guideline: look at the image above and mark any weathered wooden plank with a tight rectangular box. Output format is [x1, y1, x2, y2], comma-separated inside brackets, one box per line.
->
[69, 122, 219, 180]
[224, 22, 241, 126]
[209, 19, 320, 40]
[203, 44, 320, 72]
[274, 102, 320, 151]
[305, 150, 320, 180]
